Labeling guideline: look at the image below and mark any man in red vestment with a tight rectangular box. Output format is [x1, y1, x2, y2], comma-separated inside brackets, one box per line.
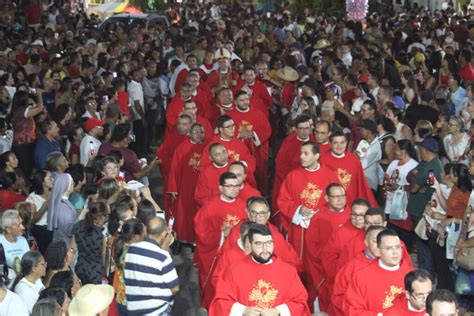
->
[174, 54, 197, 93]
[337, 208, 412, 272]
[194, 172, 248, 293]
[331, 225, 384, 316]
[227, 162, 260, 202]
[277, 141, 339, 255]
[200, 115, 256, 184]
[206, 48, 240, 93]
[272, 115, 315, 219]
[205, 87, 235, 128]
[182, 100, 214, 141]
[194, 143, 229, 208]
[343, 229, 414, 315]
[320, 129, 378, 207]
[384, 269, 433, 316]
[228, 90, 271, 194]
[221, 196, 302, 272]
[320, 198, 370, 284]
[166, 123, 206, 243]
[234, 65, 272, 110]
[209, 224, 310, 316]
[314, 120, 331, 156]
[240, 84, 269, 118]
[186, 70, 213, 117]
[304, 183, 351, 311]
[165, 84, 193, 135]
[202, 221, 254, 309]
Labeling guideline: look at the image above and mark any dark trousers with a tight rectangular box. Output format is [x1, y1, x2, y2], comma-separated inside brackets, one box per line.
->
[131, 119, 148, 157]
[427, 236, 454, 291]
[12, 142, 35, 178]
[31, 225, 53, 255]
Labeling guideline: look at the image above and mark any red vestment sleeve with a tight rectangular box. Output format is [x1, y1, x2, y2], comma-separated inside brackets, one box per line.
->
[342, 273, 378, 316]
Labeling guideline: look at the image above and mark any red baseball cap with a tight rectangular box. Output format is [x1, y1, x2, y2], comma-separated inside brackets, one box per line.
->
[84, 118, 105, 132]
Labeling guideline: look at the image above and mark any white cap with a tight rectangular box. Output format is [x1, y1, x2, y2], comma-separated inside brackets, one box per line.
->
[214, 47, 231, 60]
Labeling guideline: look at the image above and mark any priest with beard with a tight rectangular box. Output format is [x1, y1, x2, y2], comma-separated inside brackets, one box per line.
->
[234, 65, 272, 110]
[194, 172, 248, 294]
[194, 143, 230, 208]
[209, 223, 310, 316]
[206, 48, 240, 93]
[330, 225, 385, 316]
[343, 229, 414, 315]
[320, 129, 378, 207]
[166, 123, 206, 244]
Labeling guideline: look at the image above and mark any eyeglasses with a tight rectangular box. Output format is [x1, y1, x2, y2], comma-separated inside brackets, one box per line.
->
[222, 124, 235, 129]
[249, 211, 269, 218]
[253, 240, 274, 248]
[365, 221, 384, 226]
[351, 212, 365, 218]
[410, 291, 431, 301]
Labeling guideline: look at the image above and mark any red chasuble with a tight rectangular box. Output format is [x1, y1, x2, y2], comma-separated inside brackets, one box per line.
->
[156, 131, 187, 182]
[200, 135, 257, 185]
[228, 106, 271, 193]
[383, 295, 426, 316]
[343, 260, 414, 315]
[194, 162, 229, 208]
[331, 250, 375, 316]
[337, 230, 412, 273]
[318, 142, 331, 156]
[206, 69, 240, 92]
[321, 221, 362, 282]
[221, 222, 302, 273]
[166, 139, 206, 243]
[195, 114, 215, 141]
[209, 256, 310, 316]
[233, 80, 273, 110]
[277, 165, 339, 258]
[304, 205, 350, 310]
[320, 150, 378, 207]
[165, 96, 186, 134]
[194, 195, 247, 291]
[272, 133, 316, 216]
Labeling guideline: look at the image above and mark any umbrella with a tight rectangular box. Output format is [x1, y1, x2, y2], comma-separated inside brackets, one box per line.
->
[115, 1, 142, 13]
[255, 2, 282, 12]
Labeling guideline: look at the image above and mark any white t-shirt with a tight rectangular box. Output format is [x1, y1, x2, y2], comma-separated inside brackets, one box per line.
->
[0, 289, 29, 316]
[79, 134, 101, 166]
[26, 193, 47, 226]
[14, 278, 45, 314]
[384, 159, 419, 214]
[128, 80, 145, 121]
[0, 235, 29, 269]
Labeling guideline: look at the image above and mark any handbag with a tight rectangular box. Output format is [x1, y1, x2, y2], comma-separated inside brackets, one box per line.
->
[389, 187, 408, 220]
[454, 268, 474, 295]
[455, 205, 474, 271]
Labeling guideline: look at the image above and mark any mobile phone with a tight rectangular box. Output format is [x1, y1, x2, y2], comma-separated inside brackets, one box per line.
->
[54, 33, 59, 40]
[266, 12, 271, 18]
[168, 216, 175, 231]
[29, 88, 36, 94]
[428, 170, 435, 185]
[102, 95, 109, 103]
[112, 72, 117, 78]
[119, 171, 124, 178]
[298, 87, 303, 97]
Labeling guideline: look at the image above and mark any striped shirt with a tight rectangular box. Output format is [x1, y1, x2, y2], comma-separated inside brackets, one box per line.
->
[124, 238, 179, 315]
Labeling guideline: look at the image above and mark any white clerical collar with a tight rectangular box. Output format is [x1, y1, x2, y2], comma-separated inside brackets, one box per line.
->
[192, 90, 197, 96]
[219, 69, 229, 75]
[305, 164, 320, 172]
[219, 136, 232, 142]
[331, 151, 345, 158]
[378, 259, 400, 271]
[220, 195, 236, 203]
[408, 300, 424, 312]
[221, 102, 233, 109]
[296, 136, 309, 142]
[190, 140, 202, 145]
[212, 162, 228, 169]
[237, 238, 244, 250]
[236, 107, 250, 113]
[251, 256, 273, 265]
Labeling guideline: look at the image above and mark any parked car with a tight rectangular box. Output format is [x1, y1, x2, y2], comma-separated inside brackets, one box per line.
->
[98, 13, 169, 34]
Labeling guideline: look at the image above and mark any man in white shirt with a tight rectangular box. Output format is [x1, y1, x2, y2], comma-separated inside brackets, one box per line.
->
[128, 68, 147, 156]
[357, 119, 382, 192]
[79, 118, 104, 166]
[0, 210, 30, 284]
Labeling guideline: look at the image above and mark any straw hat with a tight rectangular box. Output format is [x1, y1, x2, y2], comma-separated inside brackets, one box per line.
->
[277, 66, 299, 82]
[313, 39, 331, 49]
[69, 284, 114, 316]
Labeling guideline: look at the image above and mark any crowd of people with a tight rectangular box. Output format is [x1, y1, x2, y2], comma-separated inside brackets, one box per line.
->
[0, 0, 474, 315]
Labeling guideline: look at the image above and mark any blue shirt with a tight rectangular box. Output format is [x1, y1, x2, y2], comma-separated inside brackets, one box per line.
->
[33, 136, 61, 170]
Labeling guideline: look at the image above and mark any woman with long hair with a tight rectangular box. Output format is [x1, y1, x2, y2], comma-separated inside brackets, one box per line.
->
[12, 251, 47, 314]
[43, 239, 74, 287]
[47, 173, 76, 242]
[71, 201, 109, 285]
[0, 151, 28, 195]
[27, 170, 54, 254]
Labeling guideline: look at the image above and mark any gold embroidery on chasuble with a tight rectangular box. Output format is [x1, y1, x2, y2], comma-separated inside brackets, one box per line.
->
[239, 120, 254, 132]
[222, 214, 240, 229]
[299, 183, 322, 208]
[336, 168, 352, 189]
[188, 152, 201, 172]
[227, 149, 240, 161]
[248, 280, 279, 308]
[382, 285, 404, 309]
